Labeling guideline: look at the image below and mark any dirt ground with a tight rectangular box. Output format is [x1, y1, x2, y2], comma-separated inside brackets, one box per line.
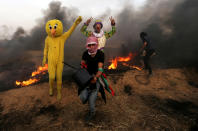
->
[0, 67, 198, 131]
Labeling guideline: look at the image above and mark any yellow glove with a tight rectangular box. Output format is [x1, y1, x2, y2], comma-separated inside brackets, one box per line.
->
[42, 58, 46, 67]
[75, 16, 82, 25]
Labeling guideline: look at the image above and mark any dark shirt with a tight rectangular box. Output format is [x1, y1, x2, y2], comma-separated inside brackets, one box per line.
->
[82, 50, 104, 75]
[141, 35, 153, 51]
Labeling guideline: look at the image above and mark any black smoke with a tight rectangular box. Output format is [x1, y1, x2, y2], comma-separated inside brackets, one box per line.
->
[1, 0, 198, 67]
[0, 1, 81, 91]
[0, 0, 197, 92]
[0, 1, 79, 64]
[111, 0, 198, 67]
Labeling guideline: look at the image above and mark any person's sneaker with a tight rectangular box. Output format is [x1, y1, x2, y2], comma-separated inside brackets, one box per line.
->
[85, 112, 95, 122]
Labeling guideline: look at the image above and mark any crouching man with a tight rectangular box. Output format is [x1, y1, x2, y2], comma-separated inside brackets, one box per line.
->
[79, 36, 104, 121]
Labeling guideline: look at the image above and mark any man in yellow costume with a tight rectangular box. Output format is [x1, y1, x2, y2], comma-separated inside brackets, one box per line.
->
[42, 16, 82, 100]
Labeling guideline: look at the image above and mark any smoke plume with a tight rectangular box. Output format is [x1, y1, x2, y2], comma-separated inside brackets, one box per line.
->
[0, 1, 79, 64]
[0, 0, 197, 75]
[111, 0, 198, 67]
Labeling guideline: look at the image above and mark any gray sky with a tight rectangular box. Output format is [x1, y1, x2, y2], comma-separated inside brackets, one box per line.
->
[0, 0, 146, 35]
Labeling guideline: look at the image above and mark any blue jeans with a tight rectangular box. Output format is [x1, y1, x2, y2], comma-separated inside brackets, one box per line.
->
[79, 82, 100, 113]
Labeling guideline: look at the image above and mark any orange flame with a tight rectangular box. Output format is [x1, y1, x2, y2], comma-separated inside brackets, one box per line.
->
[108, 53, 142, 70]
[117, 53, 132, 62]
[122, 63, 142, 70]
[108, 53, 133, 70]
[108, 59, 118, 70]
[132, 65, 142, 71]
[32, 64, 48, 77]
[16, 64, 48, 87]
[16, 79, 39, 86]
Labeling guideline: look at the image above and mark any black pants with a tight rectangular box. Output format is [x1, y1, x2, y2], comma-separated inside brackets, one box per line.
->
[143, 49, 155, 75]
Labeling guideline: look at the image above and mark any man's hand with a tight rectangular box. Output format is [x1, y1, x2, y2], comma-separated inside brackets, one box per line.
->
[75, 16, 82, 25]
[109, 16, 115, 26]
[139, 42, 147, 54]
[81, 60, 87, 68]
[85, 17, 93, 25]
[42, 58, 46, 67]
[90, 76, 97, 84]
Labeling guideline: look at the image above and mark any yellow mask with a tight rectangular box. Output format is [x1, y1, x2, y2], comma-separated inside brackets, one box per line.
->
[45, 19, 63, 37]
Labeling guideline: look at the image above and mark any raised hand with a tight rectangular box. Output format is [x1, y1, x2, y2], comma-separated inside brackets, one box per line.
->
[109, 16, 115, 26]
[42, 58, 46, 67]
[90, 76, 97, 83]
[75, 16, 82, 25]
[86, 17, 93, 25]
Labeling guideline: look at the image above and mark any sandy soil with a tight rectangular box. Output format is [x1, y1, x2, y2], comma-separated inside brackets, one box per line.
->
[0, 68, 198, 131]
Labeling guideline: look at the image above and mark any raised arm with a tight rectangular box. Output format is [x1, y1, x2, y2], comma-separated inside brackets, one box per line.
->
[104, 16, 116, 39]
[80, 17, 93, 37]
[62, 16, 82, 41]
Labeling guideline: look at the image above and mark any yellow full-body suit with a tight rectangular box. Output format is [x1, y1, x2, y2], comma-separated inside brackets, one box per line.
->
[42, 16, 82, 100]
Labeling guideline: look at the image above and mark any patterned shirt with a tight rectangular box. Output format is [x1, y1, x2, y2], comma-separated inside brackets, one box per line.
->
[80, 24, 116, 39]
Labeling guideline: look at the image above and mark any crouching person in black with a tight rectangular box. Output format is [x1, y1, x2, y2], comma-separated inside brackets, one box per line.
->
[140, 32, 156, 75]
[79, 36, 104, 121]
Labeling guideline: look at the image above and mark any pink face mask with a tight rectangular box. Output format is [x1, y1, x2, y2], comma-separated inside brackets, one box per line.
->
[86, 36, 99, 55]
[87, 43, 98, 55]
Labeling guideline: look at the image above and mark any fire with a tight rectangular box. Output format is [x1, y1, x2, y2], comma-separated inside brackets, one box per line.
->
[16, 79, 39, 86]
[16, 64, 48, 87]
[117, 53, 132, 62]
[16, 81, 21, 86]
[122, 63, 142, 71]
[32, 64, 48, 77]
[132, 65, 142, 71]
[108, 59, 118, 70]
[108, 53, 133, 70]
[108, 53, 142, 70]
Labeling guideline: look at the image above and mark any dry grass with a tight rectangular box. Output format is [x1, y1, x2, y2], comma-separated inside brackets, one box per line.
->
[0, 68, 198, 130]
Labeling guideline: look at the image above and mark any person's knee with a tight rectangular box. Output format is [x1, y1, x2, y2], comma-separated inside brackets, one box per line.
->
[89, 98, 96, 106]
[49, 72, 55, 80]
[89, 91, 98, 104]
[79, 89, 88, 104]
[80, 94, 88, 104]
[56, 71, 63, 82]
[80, 94, 85, 101]
[57, 81, 62, 86]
